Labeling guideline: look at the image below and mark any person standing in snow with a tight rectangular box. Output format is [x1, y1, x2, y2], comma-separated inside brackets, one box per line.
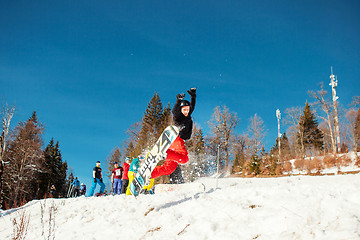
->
[121, 157, 131, 194]
[49, 184, 56, 197]
[71, 177, 81, 197]
[126, 156, 144, 195]
[89, 161, 105, 196]
[148, 88, 196, 187]
[80, 183, 86, 196]
[111, 162, 123, 194]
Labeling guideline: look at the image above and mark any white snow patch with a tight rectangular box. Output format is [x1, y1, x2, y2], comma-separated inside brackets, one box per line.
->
[1, 175, 360, 239]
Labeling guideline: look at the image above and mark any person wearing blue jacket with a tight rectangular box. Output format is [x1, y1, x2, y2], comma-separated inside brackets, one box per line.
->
[89, 161, 105, 196]
[71, 177, 81, 197]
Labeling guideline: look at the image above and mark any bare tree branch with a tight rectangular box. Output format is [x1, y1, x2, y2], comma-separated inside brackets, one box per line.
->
[207, 106, 239, 170]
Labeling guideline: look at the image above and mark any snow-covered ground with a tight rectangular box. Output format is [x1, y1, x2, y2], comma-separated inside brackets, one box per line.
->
[1, 174, 360, 240]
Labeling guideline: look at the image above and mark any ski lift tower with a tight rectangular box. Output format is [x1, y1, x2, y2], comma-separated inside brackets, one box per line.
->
[329, 67, 341, 153]
[276, 109, 281, 162]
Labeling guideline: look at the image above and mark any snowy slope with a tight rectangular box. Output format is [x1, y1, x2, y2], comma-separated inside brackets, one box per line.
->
[1, 175, 360, 240]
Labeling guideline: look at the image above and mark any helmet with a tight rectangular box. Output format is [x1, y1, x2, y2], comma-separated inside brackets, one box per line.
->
[125, 157, 131, 161]
[180, 100, 190, 107]
[81, 183, 84, 186]
[113, 162, 118, 165]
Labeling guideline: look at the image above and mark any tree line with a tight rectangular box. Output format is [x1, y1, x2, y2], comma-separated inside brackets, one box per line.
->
[1, 79, 359, 208]
[106, 86, 360, 181]
[0, 110, 68, 209]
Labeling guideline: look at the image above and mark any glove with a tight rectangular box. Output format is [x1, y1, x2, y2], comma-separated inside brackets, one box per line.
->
[94, 178, 96, 183]
[187, 87, 197, 97]
[176, 93, 185, 100]
[100, 178, 103, 183]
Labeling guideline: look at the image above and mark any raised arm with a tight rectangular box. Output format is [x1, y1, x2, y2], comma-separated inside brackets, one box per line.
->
[187, 88, 196, 115]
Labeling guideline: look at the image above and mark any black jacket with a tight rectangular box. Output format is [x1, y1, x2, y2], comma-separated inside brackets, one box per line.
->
[172, 95, 196, 140]
[93, 166, 102, 179]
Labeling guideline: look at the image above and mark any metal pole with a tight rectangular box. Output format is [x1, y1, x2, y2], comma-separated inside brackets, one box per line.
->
[216, 144, 220, 189]
[329, 67, 341, 153]
[276, 109, 281, 162]
[217, 144, 220, 175]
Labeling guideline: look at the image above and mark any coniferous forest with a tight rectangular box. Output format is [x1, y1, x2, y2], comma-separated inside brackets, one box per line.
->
[0, 111, 69, 209]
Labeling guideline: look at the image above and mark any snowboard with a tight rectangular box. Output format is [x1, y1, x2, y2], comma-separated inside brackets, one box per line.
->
[94, 192, 107, 197]
[129, 125, 179, 197]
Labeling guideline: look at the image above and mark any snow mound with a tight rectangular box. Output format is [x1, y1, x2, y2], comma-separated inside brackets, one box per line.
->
[1, 175, 360, 239]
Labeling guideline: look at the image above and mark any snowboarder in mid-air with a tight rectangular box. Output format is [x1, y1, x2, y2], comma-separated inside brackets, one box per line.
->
[146, 87, 196, 189]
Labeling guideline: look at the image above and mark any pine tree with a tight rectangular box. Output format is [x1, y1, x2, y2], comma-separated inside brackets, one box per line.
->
[141, 93, 164, 141]
[298, 102, 324, 155]
[3, 111, 44, 207]
[248, 154, 261, 176]
[266, 133, 292, 175]
[55, 141, 68, 197]
[135, 93, 170, 156]
[161, 103, 172, 131]
[270, 132, 292, 161]
[41, 139, 67, 198]
[185, 124, 205, 155]
[280, 133, 292, 160]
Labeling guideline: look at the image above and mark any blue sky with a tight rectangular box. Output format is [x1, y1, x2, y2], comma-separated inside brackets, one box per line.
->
[1, 0, 359, 189]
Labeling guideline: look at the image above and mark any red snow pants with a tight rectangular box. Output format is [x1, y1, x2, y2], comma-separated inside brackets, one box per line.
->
[151, 136, 189, 179]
